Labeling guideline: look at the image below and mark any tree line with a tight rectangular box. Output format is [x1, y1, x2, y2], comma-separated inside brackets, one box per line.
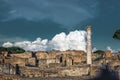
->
[0, 46, 25, 54]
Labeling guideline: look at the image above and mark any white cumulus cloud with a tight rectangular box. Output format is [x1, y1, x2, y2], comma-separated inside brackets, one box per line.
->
[2, 42, 13, 47]
[92, 47, 98, 52]
[106, 46, 118, 53]
[106, 46, 112, 51]
[2, 30, 87, 51]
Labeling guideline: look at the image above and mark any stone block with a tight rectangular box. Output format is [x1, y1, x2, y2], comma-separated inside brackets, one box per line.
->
[46, 59, 56, 64]
[38, 59, 47, 68]
[28, 58, 36, 66]
[48, 63, 60, 68]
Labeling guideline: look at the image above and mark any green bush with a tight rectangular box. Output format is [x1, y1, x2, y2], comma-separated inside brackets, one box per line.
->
[0, 46, 7, 51]
[93, 50, 104, 55]
[113, 29, 120, 40]
[0, 46, 25, 54]
[7, 47, 25, 54]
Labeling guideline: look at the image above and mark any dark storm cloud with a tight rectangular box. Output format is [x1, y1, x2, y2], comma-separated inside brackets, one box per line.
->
[0, 18, 65, 40]
[0, 0, 10, 20]
[1, 0, 120, 51]
[0, 34, 27, 44]
[3, 0, 99, 28]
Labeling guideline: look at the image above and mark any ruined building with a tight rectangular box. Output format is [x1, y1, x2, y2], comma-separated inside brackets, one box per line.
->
[0, 27, 120, 79]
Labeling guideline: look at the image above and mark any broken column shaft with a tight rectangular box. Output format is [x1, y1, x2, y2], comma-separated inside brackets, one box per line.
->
[86, 26, 92, 64]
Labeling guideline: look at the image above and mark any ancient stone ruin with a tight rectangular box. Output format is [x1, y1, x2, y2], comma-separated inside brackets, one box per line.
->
[0, 27, 120, 79]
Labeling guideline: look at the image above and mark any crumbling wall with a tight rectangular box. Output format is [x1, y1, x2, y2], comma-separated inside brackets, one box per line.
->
[19, 65, 90, 78]
[104, 50, 113, 58]
[7, 57, 26, 67]
[48, 63, 61, 68]
[10, 52, 32, 58]
[59, 66, 90, 76]
[90, 65, 101, 77]
[28, 58, 36, 66]
[109, 60, 120, 69]
[20, 67, 42, 78]
[36, 52, 47, 59]
[38, 59, 47, 68]
[73, 55, 86, 64]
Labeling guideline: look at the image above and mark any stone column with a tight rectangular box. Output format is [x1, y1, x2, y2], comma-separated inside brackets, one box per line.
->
[86, 26, 92, 64]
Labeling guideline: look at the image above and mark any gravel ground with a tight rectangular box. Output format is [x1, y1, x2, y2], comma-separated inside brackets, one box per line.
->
[0, 74, 91, 80]
[22, 76, 91, 80]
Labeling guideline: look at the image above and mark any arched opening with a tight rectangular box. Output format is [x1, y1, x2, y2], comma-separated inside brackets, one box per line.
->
[36, 60, 39, 67]
[72, 59, 74, 65]
[60, 56, 63, 63]
[16, 64, 20, 75]
[64, 60, 66, 66]
[32, 52, 36, 57]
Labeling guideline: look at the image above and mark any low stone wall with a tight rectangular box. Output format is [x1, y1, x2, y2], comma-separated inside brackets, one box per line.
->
[59, 66, 90, 77]
[90, 65, 101, 77]
[20, 67, 42, 78]
[19, 65, 90, 78]
[48, 63, 61, 68]
[10, 52, 32, 58]
[0, 74, 22, 80]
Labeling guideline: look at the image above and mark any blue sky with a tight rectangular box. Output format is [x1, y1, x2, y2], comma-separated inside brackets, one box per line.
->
[0, 0, 120, 51]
